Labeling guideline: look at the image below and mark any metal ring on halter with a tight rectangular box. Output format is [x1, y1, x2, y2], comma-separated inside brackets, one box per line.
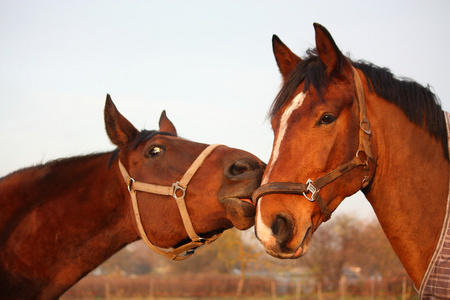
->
[360, 118, 372, 135]
[172, 181, 186, 199]
[303, 179, 319, 202]
[127, 178, 135, 192]
[356, 149, 370, 168]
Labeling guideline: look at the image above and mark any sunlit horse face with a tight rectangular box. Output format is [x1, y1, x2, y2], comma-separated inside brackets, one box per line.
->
[105, 97, 265, 249]
[255, 24, 375, 259]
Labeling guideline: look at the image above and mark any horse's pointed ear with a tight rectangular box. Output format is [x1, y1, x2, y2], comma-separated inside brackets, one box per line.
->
[314, 23, 350, 76]
[273, 34, 301, 80]
[159, 110, 177, 136]
[104, 94, 139, 148]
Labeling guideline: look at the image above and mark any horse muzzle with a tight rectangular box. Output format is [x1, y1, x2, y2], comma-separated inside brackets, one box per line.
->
[255, 196, 314, 259]
[218, 157, 265, 230]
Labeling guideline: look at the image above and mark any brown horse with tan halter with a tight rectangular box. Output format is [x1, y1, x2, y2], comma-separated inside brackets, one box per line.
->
[0, 94, 264, 299]
[253, 24, 449, 296]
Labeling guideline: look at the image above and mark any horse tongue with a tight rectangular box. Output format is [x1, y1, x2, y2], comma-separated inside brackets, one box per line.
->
[240, 198, 253, 205]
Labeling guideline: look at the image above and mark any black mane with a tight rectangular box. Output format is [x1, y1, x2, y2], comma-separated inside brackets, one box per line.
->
[270, 49, 449, 160]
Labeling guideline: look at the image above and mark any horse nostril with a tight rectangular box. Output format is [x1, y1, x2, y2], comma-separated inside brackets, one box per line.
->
[230, 160, 250, 175]
[271, 214, 294, 247]
[226, 158, 259, 178]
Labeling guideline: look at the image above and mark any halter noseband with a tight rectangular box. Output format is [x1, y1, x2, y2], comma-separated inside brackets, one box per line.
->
[119, 144, 222, 261]
[252, 67, 374, 222]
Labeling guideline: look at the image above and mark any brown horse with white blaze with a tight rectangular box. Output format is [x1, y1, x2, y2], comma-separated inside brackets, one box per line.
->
[0, 95, 265, 299]
[253, 23, 449, 295]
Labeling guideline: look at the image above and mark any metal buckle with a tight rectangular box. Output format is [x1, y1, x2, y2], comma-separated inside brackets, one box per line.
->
[303, 179, 319, 202]
[172, 181, 186, 199]
[360, 118, 372, 135]
[185, 248, 196, 256]
[127, 178, 135, 192]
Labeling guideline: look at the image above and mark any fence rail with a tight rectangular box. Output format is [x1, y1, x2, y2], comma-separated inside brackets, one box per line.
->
[62, 274, 418, 299]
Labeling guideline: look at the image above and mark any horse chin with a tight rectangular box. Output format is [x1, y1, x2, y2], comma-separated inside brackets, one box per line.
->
[219, 197, 256, 230]
[264, 243, 310, 260]
[262, 225, 313, 259]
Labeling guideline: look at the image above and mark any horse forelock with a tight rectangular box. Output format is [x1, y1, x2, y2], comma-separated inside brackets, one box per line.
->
[269, 49, 327, 119]
[128, 130, 166, 150]
[269, 48, 449, 160]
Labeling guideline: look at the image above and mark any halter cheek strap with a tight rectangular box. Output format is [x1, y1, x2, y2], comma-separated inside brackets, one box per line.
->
[118, 144, 222, 261]
[252, 67, 374, 222]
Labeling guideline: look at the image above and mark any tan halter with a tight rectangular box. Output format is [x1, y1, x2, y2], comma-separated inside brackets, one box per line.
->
[118, 144, 222, 261]
[252, 67, 374, 221]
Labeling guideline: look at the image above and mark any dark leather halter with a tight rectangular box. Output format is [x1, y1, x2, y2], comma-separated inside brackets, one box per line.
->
[252, 67, 374, 222]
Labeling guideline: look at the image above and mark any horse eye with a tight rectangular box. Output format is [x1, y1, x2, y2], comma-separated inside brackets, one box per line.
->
[149, 146, 164, 157]
[319, 114, 337, 125]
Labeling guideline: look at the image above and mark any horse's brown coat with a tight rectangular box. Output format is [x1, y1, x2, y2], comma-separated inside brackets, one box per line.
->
[255, 24, 449, 294]
[0, 95, 265, 299]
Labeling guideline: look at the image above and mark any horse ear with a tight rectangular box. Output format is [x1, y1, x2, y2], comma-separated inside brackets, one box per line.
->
[104, 94, 139, 148]
[159, 110, 177, 136]
[314, 23, 350, 76]
[272, 35, 301, 80]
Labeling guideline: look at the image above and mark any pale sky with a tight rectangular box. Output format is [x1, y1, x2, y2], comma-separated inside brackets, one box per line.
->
[1, 0, 449, 220]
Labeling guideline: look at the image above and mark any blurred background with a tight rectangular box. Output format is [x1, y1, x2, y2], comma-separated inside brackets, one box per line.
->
[1, 1, 449, 298]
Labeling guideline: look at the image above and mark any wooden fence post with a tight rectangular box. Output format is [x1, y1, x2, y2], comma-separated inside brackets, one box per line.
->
[317, 282, 323, 300]
[235, 275, 245, 300]
[370, 278, 375, 300]
[149, 277, 155, 299]
[295, 281, 301, 300]
[105, 281, 110, 300]
[339, 275, 346, 300]
[271, 280, 277, 300]
[402, 277, 406, 300]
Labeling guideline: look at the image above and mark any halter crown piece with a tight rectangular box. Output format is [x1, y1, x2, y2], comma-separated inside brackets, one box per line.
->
[252, 67, 374, 222]
[119, 144, 222, 261]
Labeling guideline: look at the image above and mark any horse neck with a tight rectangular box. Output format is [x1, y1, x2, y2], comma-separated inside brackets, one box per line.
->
[0, 153, 138, 299]
[365, 96, 449, 288]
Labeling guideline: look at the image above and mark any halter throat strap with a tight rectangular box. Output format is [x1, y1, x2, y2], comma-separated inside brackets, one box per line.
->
[252, 67, 374, 222]
[118, 144, 222, 261]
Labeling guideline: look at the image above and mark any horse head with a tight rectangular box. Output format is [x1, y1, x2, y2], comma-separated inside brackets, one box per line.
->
[105, 95, 265, 258]
[253, 24, 376, 259]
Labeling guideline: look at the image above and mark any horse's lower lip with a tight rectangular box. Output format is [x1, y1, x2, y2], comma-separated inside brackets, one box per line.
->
[292, 246, 303, 258]
[290, 226, 312, 258]
[219, 197, 256, 217]
[266, 249, 300, 259]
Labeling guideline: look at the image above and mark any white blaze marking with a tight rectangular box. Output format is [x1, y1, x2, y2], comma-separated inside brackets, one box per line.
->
[256, 201, 275, 244]
[256, 92, 306, 243]
[262, 92, 305, 184]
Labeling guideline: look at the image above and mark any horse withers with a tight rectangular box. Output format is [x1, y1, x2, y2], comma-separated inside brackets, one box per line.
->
[253, 23, 449, 297]
[0, 95, 265, 299]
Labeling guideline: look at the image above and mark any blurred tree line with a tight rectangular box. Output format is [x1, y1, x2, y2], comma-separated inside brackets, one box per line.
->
[96, 213, 406, 291]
